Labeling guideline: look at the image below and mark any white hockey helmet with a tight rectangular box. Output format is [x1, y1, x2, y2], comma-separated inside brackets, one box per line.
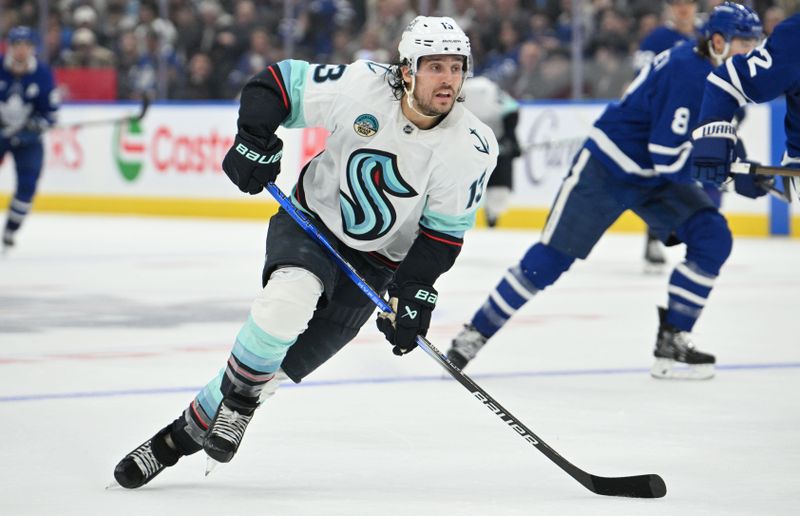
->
[398, 16, 473, 77]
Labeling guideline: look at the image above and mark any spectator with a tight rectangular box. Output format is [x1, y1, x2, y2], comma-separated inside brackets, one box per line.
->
[352, 25, 390, 63]
[224, 27, 278, 98]
[763, 5, 787, 34]
[176, 52, 220, 100]
[62, 28, 115, 68]
[511, 40, 543, 99]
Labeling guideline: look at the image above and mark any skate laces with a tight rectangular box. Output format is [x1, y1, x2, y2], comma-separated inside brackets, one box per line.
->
[452, 325, 487, 360]
[130, 441, 162, 478]
[211, 404, 252, 446]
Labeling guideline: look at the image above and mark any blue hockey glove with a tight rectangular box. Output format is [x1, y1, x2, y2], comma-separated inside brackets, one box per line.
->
[733, 173, 772, 199]
[222, 134, 283, 195]
[691, 121, 738, 187]
[376, 283, 438, 356]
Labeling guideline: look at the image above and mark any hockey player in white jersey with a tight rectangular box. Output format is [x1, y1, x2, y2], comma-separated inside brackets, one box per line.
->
[461, 76, 520, 227]
[112, 16, 497, 489]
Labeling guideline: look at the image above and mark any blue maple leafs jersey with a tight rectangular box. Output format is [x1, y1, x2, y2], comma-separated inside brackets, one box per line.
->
[585, 42, 712, 186]
[633, 23, 698, 71]
[0, 54, 59, 144]
[699, 13, 800, 166]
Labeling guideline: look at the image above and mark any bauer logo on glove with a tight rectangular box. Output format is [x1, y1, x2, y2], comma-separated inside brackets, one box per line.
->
[376, 283, 438, 356]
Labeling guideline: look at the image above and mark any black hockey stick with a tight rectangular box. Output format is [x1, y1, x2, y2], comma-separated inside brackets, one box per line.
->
[264, 182, 667, 499]
[56, 95, 151, 130]
[730, 161, 800, 177]
[729, 162, 798, 202]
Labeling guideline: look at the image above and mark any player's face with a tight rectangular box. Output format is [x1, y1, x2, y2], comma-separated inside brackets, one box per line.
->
[9, 41, 34, 64]
[729, 37, 759, 57]
[410, 56, 466, 116]
[669, 0, 697, 23]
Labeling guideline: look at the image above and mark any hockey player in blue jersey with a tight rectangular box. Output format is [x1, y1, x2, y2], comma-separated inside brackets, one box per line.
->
[691, 13, 800, 198]
[635, 0, 704, 270]
[634, 0, 701, 71]
[447, 3, 764, 381]
[0, 26, 58, 251]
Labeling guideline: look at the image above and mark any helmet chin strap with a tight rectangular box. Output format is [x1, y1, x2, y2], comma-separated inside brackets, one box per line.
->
[403, 75, 441, 120]
[708, 39, 731, 67]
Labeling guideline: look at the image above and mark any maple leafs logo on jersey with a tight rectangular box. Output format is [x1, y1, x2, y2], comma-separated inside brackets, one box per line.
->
[470, 128, 489, 154]
[339, 149, 417, 240]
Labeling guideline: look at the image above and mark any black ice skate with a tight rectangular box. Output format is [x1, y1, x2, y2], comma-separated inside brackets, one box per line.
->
[113, 426, 182, 489]
[446, 324, 489, 370]
[2, 229, 14, 254]
[203, 401, 255, 464]
[643, 231, 666, 273]
[651, 307, 715, 380]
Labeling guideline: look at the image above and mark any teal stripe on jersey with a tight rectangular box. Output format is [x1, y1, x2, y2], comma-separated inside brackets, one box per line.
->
[421, 209, 476, 238]
[277, 60, 310, 128]
[233, 315, 296, 373]
[196, 369, 224, 418]
[501, 95, 519, 116]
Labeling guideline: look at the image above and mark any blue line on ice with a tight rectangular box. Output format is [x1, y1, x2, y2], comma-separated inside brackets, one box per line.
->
[2, 362, 799, 403]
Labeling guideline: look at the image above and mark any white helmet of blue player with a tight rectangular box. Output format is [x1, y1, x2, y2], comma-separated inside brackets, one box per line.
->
[703, 2, 762, 66]
[397, 16, 472, 119]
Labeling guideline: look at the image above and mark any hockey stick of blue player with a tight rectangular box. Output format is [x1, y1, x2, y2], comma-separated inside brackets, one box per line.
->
[264, 182, 667, 499]
[55, 95, 150, 130]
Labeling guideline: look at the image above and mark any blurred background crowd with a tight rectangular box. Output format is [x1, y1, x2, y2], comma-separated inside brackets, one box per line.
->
[0, 0, 798, 101]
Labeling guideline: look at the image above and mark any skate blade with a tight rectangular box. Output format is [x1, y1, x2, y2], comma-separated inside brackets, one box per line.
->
[205, 457, 220, 477]
[650, 359, 714, 380]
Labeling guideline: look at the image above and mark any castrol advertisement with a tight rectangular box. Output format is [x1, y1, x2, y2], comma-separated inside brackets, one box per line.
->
[0, 101, 780, 219]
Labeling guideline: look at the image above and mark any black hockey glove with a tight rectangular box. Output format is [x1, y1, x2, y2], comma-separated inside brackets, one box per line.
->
[499, 134, 521, 159]
[376, 283, 438, 356]
[222, 133, 283, 195]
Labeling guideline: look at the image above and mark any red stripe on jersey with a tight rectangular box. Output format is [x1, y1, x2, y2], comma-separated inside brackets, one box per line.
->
[268, 66, 289, 111]
[421, 229, 463, 247]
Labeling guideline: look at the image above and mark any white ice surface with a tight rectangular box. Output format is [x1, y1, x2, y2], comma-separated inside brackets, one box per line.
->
[0, 214, 798, 516]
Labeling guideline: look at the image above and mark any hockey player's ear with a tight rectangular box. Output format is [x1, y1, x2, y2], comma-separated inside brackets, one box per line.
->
[400, 64, 413, 84]
[710, 33, 727, 56]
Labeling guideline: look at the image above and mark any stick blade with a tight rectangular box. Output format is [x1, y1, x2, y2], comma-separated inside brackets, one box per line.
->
[589, 474, 667, 498]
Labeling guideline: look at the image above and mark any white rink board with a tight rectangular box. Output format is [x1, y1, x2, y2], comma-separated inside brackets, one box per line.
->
[0, 102, 774, 216]
[513, 101, 772, 214]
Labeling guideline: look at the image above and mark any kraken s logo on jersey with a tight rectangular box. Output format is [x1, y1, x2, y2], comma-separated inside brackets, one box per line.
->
[339, 150, 417, 240]
[470, 128, 489, 154]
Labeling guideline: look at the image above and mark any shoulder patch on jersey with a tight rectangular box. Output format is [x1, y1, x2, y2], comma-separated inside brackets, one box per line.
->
[470, 128, 490, 154]
[353, 114, 379, 137]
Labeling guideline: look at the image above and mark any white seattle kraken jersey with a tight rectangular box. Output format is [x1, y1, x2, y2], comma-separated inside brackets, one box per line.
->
[461, 76, 519, 138]
[275, 59, 498, 262]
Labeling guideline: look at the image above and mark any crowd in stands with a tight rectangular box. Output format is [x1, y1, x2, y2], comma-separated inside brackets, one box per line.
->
[0, 0, 798, 101]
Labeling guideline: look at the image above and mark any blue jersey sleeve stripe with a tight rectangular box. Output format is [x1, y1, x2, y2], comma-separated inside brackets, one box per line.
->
[588, 127, 653, 175]
[709, 70, 748, 107]
[724, 59, 756, 104]
[653, 148, 691, 173]
[781, 152, 800, 166]
[648, 141, 692, 156]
